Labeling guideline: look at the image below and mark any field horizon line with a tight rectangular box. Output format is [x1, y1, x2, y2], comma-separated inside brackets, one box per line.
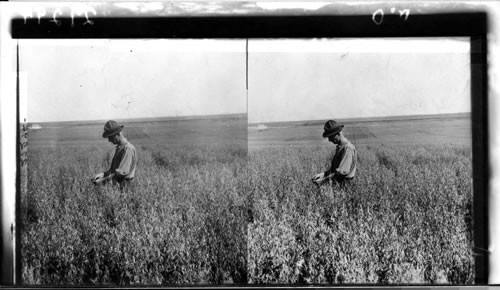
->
[26, 113, 248, 127]
[248, 112, 471, 127]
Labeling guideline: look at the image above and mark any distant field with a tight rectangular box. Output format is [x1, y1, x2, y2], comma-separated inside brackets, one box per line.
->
[247, 115, 474, 284]
[249, 114, 470, 149]
[29, 115, 248, 148]
[21, 116, 248, 286]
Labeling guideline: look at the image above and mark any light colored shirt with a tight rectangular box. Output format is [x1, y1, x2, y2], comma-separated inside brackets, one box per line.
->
[107, 139, 137, 180]
[325, 137, 357, 179]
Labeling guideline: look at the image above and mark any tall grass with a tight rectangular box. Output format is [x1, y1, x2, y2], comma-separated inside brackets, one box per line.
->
[248, 143, 473, 284]
[21, 137, 474, 285]
[21, 143, 248, 285]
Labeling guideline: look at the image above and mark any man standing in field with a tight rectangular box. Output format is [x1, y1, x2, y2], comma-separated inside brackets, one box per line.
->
[92, 120, 137, 189]
[312, 120, 357, 186]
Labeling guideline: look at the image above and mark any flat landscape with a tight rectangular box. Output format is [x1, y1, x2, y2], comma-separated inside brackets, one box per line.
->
[249, 113, 471, 149]
[247, 113, 474, 284]
[21, 113, 474, 285]
[22, 115, 248, 285]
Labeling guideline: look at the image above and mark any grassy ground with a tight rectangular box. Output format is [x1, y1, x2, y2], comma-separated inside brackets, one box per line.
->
[247, 143, 473, 284]
[21, 116, 474, 285]
[21, 119, 248, 286]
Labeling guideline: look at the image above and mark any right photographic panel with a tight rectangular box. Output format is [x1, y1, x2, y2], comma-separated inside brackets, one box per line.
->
[247, 38, 474, 284]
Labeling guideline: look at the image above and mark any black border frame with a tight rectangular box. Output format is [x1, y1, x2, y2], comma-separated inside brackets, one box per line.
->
[10, 12, 489, 285]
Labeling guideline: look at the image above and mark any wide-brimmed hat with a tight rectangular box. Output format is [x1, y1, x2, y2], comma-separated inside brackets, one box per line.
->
[102, 120, 124, 138]
[322, 120, 344, 138]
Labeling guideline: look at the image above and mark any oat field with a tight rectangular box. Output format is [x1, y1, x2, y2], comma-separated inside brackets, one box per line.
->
[247, 116, 473, 284]
[21, 115, 474, 285]
[21, 117, 248, 285]
[247, 143, 473, 284]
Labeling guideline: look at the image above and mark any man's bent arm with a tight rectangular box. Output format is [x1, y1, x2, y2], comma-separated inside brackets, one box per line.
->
[324, 167, 334, 178]
[114, 147, 135, 179]
[324, 148, 354, 179]
[336, 147, 354, 177]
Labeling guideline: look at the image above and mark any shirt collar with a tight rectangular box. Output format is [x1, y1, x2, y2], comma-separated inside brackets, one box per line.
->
[336, 137, 348, 150]
[116, 138, 129, 149]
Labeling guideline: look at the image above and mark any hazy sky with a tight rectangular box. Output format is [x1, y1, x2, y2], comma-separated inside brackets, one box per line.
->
[248, 38, 471, 123]
[21, 37, 470, 123]
[21, 39, 247, 123]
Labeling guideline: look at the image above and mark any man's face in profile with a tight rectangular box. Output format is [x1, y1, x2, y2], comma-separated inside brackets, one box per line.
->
[328, 133, 341, 145]
[108, 133, 120, 145]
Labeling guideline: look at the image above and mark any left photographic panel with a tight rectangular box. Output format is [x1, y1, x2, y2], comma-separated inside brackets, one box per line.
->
[19, 39, 248, 286]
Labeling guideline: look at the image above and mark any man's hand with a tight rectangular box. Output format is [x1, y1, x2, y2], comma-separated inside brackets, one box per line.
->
[92, 172, 105, 184]
[312, 172, 325, 185]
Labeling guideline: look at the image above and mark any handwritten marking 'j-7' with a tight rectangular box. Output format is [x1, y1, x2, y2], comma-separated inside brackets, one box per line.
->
[372, 8, 410, 25]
